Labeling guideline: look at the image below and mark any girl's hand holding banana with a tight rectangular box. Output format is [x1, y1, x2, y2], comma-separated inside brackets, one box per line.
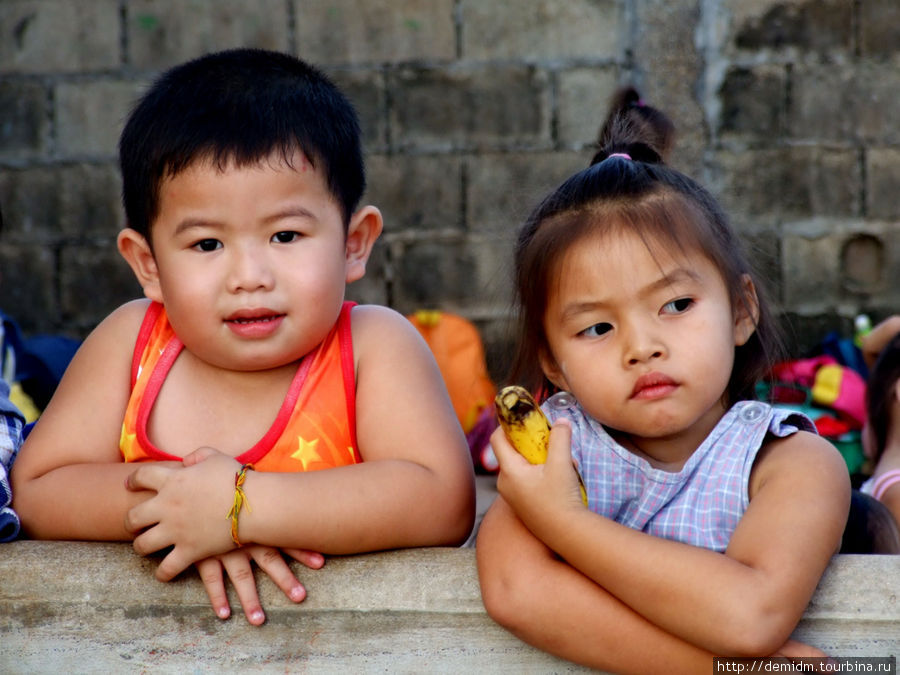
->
[491, 386, 589, 525]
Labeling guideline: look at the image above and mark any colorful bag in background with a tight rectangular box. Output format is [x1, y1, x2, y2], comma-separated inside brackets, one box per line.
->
[407, 310, 499, 473]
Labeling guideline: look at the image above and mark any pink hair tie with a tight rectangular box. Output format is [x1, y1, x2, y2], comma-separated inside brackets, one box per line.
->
[607, 153, 631, 161]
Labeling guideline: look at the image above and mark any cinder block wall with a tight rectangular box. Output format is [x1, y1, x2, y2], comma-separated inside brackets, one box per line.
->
[1, 0, 898, 381]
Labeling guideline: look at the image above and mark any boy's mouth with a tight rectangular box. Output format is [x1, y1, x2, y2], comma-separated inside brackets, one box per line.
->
[224, 310, 286, 337]
[225, 309, 285, 324]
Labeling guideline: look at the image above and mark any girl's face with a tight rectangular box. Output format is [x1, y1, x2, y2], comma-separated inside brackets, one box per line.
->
[540, 228, 758, 460]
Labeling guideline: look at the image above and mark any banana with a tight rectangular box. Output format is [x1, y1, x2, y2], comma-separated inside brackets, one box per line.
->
[494, 385, 588, 506]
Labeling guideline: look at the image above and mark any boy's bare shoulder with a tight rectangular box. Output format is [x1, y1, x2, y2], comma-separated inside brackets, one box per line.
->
[89, 298, 152, 345]
[348, 304, 421, 343]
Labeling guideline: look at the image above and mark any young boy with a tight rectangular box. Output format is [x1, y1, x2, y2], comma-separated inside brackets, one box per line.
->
[11, 48, 475, 625]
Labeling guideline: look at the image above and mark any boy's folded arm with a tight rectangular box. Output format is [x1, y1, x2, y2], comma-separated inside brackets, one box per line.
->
[10, 300, 153, 540]
[523, 431, 850, 656]
[243, 305, 476, 552]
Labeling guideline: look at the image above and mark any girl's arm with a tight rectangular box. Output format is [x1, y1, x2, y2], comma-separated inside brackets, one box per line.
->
[10, 300, 161, 539]
[492, 420, 850, 657]
[124, 305, 476, 580]
[477, 496, 718, 674]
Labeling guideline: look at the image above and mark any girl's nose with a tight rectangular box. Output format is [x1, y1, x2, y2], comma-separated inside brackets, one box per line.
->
[622, 321, 666, 365]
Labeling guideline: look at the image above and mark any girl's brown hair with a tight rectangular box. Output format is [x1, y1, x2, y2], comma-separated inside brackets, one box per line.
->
[508, 89, 783, 405]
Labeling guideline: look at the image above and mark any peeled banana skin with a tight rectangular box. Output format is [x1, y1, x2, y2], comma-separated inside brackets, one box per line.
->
[494, 385, 589, 506]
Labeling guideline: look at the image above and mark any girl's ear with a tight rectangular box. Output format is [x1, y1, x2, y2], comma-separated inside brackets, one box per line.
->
[539, 349, 569, 392]
[117, 228, 163, 303]
[345, 205, 383, 284]
[733, 274, 761, 347]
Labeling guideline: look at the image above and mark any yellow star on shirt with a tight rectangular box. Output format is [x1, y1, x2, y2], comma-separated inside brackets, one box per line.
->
[119, 425, 138, 462]
[291, 436, 324, 470]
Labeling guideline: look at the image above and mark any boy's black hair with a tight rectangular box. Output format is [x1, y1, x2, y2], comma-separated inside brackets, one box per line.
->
[119, 48, 365, 240]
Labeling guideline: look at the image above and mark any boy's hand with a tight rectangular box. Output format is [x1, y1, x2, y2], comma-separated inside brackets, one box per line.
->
[491, 418, 585, 540]
[124, 448, 249, 579]
[197, 546, 325, 625]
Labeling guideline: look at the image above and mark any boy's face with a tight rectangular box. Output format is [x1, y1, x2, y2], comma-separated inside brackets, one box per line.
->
[129, 152, 372, 371]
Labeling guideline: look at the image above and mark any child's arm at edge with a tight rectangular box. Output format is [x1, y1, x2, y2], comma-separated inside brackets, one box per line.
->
[493, 422, 850, 657]
[11, 300, 162, 540]
[124, 305, 476, 579]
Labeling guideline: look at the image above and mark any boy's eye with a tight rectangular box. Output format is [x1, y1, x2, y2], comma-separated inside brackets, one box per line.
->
[581, 322, 613, 338]
[272, 231, 301, 244]
[662, 298, 693, 314]
[192, 239, 222, 252]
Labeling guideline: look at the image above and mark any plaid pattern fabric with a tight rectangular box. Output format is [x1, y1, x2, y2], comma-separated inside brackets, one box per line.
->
[544, 396, 814, 552]
[0, 379, 24, 542]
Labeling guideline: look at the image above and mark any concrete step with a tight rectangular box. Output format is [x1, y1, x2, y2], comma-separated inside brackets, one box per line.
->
[1, 542, 898, 673]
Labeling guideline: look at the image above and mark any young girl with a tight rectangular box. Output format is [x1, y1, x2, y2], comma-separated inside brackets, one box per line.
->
[476, 91, 850, 672]
[860, 321, 900, 526]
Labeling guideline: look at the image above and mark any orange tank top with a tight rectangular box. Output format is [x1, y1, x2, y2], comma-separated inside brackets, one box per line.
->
[119, 301, 360, 471]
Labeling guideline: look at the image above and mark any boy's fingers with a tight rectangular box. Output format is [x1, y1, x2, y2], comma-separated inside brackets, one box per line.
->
[251, 546, 307, 602]
[221, 553, 266, 625]
[183, 446, 219, 467]
[196, 558, 231, 619]
[155, 547, 192, 582]
[124, 464, 169, 492]
[283, 547, 325, 570]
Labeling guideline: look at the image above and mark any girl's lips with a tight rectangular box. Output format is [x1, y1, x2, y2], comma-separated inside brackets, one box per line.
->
[630, 372, 678, 400]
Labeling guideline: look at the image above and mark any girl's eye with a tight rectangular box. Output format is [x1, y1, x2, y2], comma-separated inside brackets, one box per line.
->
[581, 322, 613, 338]
[272, 231, 301, 244]
[662, 297, 693, 314]
[192, 239, 222, 252]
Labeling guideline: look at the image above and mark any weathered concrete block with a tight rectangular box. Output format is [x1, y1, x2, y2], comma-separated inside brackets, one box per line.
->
[1, 543, 898, 673]
[460, 0, 620, 61]
[0, 167, 64, 242]
[327, 69, 388, 152]
[717, 65, 786, 142]
[0, 244, 56, 332]
[781, 219, 900, 315]
[0, 80, 49, 161]
[0, 0, 119, 74]
[55, 80, 146, 159]
[709, 148, 860, 220]
[365, 154, 463, 234]
[867, 148, 900, 220]
[465, 151, 586, 235]
[390, 66, 552, 151]
[790, 64, 900, 145]
[128, 0, 290, 70]
[726, 0, 853, 54]
[388, 234, 512, 315]
[858, 0, 900, 59]
[295, 0, 456, 64]
[58, 245, 143, 331]
[556, 68, 619, 148]
[57, 163, 124, 238]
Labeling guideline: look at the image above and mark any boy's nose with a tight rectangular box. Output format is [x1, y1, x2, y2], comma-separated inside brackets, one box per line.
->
[227, 247, 275, 292]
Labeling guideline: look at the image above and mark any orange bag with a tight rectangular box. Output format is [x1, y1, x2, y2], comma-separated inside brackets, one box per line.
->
[407, 310, 496, 433]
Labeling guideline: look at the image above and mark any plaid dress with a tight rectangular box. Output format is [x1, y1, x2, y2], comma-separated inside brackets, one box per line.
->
[543, 395, 814, 552]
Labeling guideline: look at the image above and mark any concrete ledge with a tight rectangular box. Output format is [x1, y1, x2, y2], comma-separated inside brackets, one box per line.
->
[1, 543, 899, 673]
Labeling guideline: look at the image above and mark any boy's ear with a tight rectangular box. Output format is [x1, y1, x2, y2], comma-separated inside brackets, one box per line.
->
[733, 274, 760, 347]
[345, 205, 383, 284]
[117, 228, 163, 303]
